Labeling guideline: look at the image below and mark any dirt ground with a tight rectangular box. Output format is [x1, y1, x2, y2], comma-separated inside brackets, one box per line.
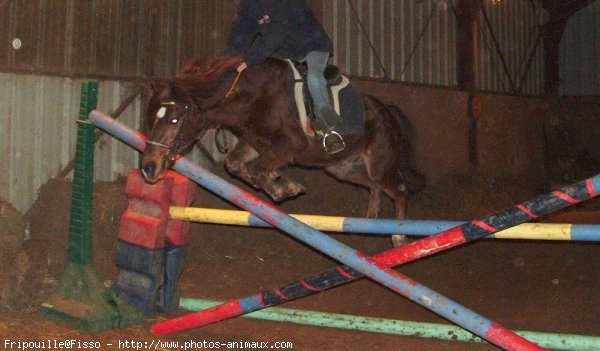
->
[1, 165, 599, 350]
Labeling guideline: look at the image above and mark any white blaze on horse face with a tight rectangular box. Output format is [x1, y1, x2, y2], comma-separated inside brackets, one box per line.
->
[156, 106, 167, 119]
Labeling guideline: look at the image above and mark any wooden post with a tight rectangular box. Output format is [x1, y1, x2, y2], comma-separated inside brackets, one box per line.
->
[455, 0, 479, 91]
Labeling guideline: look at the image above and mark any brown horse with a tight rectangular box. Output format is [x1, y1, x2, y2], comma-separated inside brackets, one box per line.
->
[141, 56, 424, 245]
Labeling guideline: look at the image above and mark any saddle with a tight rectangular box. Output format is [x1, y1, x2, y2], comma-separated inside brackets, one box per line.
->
[285, 60, 366, 137]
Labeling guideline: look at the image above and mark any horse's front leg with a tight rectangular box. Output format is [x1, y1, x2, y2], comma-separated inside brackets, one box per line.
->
[246, 139, 306, 202]
[224, 139, 302, 201]
[223, 140, 264, 187]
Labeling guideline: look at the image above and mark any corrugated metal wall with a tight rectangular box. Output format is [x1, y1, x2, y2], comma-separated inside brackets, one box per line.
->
[475, 0, 544, 95]
[323, 0, 457, 85]
[0, 73, 215, 213]
[321, 0, 545, 95]
[559, 0, 600, 96]
[0, 74, 141, 213]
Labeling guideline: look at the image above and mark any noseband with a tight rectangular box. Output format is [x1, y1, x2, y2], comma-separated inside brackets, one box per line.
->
[146, 101, 207, 162]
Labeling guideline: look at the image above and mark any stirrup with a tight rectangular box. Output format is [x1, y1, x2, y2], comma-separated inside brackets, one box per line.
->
[323, 131, 345, 155]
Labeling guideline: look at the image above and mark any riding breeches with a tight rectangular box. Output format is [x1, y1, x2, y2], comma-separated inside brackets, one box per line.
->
[303, 51, 334, 116]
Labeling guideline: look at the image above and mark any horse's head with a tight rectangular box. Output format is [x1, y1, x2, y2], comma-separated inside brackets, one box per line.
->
[141, 80, 210, 183]
[141, 56, 245, 183]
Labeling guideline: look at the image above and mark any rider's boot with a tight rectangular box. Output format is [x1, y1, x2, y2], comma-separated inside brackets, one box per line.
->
[314, 106, 345, 155]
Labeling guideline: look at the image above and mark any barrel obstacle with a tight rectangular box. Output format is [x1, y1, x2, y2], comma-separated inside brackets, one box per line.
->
[170, 206, 600, 241]
[114, 169, 197, 315]
[90, 109, 600, 351]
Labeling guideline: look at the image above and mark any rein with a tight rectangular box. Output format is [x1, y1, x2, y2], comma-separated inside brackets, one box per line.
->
[225, 69, 243, 98]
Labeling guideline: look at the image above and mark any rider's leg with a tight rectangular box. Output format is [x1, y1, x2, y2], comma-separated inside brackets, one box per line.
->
[304, 51, 341, 128]
[304, 51, 345, 154]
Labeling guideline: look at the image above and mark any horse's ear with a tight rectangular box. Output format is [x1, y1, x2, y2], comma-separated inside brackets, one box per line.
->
[149, 79, 170, 94]
[148, 79, 176, 103]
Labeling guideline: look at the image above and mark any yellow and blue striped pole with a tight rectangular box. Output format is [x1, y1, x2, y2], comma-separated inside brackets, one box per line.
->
[170, 206, 600, 241]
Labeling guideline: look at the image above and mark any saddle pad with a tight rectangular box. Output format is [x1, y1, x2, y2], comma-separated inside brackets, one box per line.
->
[286, 60, 366, 137]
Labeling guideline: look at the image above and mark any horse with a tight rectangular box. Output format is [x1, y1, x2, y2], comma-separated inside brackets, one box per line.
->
[141, 56, 425, 245]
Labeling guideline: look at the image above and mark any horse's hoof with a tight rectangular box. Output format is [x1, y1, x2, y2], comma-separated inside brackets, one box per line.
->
[282, 185, 306, 201]
[269, 182, 306, 202]
[284, 182, 306, 198]
[391, 234, 407, 247]
[264, 182, 306, 202]
[267, 170, 281, 180]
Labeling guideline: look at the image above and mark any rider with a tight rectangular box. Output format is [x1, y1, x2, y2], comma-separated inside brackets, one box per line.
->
[226, 0, 345, 154]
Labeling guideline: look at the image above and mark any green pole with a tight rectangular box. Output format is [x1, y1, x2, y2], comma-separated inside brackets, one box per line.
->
[181, 298, 600, 351]
[41, 81, 142, 332]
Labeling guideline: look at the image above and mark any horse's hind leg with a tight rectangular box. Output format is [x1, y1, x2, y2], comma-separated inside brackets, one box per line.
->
[325, 155, 382, 218]
[370, 174, 409, 246]
[366, 188, 382, 218]
[390, 193, 408, 247]
[327, 155, 410, 246]
[362, 165, 409, 246]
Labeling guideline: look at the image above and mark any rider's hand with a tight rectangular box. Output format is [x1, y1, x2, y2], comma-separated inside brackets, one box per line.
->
[236, 61, 248, 73]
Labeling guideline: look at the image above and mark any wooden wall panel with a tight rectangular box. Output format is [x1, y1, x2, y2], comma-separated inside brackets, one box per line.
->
[0, 0, 238, 78]
[119, 0, 144, 76]
[94, 0, 120, 75]
[177, 1, 197, 67]
[11, 0, 41, 68]
[40, 0, 69, 70]
[149, 0, 179, 77]
[0, 2, 14, 65]
[70, 2, 96, 73]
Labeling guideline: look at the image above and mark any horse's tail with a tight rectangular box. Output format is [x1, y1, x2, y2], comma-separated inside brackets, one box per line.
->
[385, 103, 426, 194]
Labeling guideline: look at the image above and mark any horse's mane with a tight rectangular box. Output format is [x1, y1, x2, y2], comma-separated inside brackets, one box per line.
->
[171, 56, 243, 100]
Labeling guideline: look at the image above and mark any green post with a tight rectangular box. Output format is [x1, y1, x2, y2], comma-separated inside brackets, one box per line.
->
[68, 80, 96, 264]
[41, 81, 142, 332]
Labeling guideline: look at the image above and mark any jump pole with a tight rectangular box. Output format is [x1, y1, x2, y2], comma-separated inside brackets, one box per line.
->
[181, 297, 600, 351]
[156, 168, 600, 341]
[90, 110, 545, 351]
[170, 206, 600, 241]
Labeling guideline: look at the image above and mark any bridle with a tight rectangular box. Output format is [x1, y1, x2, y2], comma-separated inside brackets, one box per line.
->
[146, 63, 242, 161]
[145, 100, 209, 162]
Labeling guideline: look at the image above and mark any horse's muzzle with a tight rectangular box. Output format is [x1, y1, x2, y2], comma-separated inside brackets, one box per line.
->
[141, 161, 159, 183]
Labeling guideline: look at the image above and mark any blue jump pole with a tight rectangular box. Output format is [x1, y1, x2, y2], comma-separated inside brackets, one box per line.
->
[90, 110, 545, 351]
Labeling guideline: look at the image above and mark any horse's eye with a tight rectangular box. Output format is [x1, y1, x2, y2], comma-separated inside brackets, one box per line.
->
[170, 117, 179, 124]
[156, 106, 167, 118]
